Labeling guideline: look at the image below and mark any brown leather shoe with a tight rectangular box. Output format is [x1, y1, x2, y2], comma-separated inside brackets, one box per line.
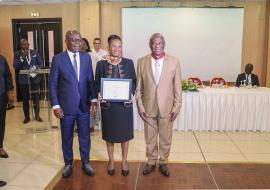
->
[0, 148, 9, 158]
[142, 164, 156, 175]
[159, 164, 170, 176]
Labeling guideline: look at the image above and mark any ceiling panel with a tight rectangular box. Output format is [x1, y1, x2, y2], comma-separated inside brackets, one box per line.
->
[0, 0, 80, 5]
[0, 2, 23, 5]
[0, 0, 263, 6]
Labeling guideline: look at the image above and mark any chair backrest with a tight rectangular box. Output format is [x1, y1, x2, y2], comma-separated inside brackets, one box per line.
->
[210, 77, 227, 85]
[188, 77, 203, 85]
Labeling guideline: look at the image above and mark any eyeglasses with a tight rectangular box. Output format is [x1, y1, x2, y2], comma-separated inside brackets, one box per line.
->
[93, 43, 101, 45]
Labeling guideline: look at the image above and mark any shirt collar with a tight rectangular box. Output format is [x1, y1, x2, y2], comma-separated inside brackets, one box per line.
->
[21, 50, 30, 55]
[67, 50, 79, 56]
[151, 52, 165, 60]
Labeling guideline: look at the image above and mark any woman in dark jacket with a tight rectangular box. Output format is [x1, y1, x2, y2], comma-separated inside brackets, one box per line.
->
[95, 35, 136, 176]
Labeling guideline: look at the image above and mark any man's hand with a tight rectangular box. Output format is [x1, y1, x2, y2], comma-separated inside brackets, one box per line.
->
[139, 112, 148, 122]
[54, 108, 64, 119]
[7, 91, 14, 104]
[169, 112, 178, 122]
[90, 102, 97, 116]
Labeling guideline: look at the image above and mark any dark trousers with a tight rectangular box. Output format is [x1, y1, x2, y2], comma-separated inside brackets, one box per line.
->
[19, 84, 40, 119]
[60, 109, 91, 165]
[0, 93, 7, 148]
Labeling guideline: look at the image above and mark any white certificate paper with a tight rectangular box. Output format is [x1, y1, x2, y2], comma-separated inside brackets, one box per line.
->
[101, 78, 131, 101]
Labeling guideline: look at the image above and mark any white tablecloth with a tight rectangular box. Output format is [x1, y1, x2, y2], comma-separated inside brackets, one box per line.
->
[133, 87, 270, 131]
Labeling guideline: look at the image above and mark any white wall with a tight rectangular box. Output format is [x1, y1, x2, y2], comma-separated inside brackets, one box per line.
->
[122, 8, 244, 81]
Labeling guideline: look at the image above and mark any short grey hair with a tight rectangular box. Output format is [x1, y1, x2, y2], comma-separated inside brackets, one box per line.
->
[149, 33, 166, 48]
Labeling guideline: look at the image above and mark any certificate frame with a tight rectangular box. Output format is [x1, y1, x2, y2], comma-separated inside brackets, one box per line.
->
[100, 78, 132, 102]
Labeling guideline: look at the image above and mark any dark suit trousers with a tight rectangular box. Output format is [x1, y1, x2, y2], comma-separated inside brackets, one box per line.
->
[0, 93, 7, 148]
[20, 84, 40, 119]
[60, 109, 90, 165]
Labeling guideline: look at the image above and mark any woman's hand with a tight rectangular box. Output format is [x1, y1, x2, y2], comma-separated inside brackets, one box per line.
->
[98, 93, 106, 103]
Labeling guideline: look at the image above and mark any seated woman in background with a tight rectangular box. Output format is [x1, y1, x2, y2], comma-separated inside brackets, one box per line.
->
[95, 34, 136, 176]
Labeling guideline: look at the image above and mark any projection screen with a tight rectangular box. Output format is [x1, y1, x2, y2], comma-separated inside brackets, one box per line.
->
[122, 8, 244, 82]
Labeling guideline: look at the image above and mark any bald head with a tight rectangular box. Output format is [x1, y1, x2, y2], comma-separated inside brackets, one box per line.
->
[65, 30, 81, 52]
[245, 63, 253, 75]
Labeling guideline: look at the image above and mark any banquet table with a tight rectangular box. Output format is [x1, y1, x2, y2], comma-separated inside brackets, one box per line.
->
[133, 87, 270, 131]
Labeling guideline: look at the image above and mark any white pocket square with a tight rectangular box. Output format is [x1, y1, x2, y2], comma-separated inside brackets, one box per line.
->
[33, 55, 37, 57]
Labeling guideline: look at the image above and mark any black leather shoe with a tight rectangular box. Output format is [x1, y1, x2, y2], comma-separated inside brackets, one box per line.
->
[23, 118, 30, 124]
[121, 161, 129, 176]
[62, 165, 72, 178]
[82, 163, 95, 176]
[122, 169, 129, 176]
[0, 148, 9, 158]
[35, 116, 43, 122]
[107, 169, 115, 176]
[107, 161, 115, 176]
[159, 164, 170, 177]
[0, 180, 7, 187]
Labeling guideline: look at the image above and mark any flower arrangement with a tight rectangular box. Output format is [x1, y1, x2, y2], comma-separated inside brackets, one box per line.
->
[182, 80, 198, 91]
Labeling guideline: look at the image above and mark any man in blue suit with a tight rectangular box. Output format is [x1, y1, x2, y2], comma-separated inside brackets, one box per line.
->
[13, 39, 44, 123]
[49, 30, 97, 177]
[0, 55, 14, 158]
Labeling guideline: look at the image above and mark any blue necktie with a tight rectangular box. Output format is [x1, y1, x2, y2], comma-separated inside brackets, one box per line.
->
[73, 53, 78, 80]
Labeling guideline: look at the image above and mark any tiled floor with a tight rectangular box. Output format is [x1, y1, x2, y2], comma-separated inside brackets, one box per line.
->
[1, 106, 270, 189]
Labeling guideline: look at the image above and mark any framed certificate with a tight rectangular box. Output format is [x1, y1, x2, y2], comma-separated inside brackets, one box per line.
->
[101, 78, 132, 102]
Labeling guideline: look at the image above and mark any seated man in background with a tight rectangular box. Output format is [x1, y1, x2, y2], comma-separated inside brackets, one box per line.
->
[236, 63, 260, 87]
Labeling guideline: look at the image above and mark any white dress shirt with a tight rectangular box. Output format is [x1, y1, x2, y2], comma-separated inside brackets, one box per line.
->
[89, 52, 98, 76]
[151, 56, 164, 84]
[20, 50, 31, 65]
[245, 73, 251, 84]
[91, 48, 108, 62]
[67, 50, 80, 81]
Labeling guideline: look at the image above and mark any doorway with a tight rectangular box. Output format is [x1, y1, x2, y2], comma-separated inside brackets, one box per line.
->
[12, 18, 63, 101]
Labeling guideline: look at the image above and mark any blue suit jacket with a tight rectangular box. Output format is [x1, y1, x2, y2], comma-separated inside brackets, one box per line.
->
[0, 55, 14, 95]
[13, 49, 44, 85]
[49, 51, 96, 115]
